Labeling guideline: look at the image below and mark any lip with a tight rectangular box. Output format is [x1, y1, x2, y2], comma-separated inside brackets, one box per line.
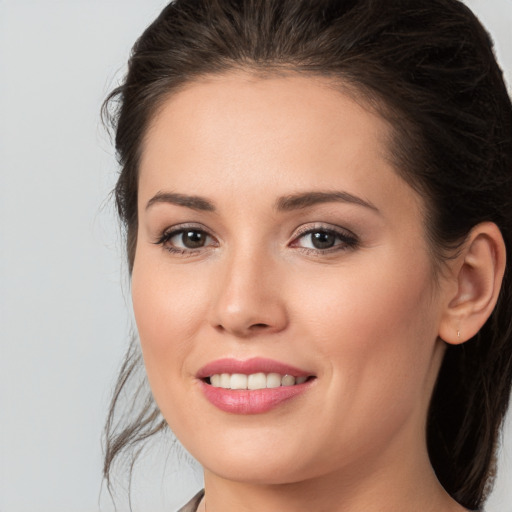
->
[197, 357, 316, 414]
[196, 357, 312, 379]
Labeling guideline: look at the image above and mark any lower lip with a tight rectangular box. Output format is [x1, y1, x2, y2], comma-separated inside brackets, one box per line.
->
[199, 380, 314, 414]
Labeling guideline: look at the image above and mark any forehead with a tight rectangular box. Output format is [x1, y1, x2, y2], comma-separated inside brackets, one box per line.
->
[142, 71, 391, 153]
[138, 71, 421, 221]
[142, 73, 386, 169]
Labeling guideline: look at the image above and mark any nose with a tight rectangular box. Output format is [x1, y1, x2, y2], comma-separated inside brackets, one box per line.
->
[208, 247, 288, 338]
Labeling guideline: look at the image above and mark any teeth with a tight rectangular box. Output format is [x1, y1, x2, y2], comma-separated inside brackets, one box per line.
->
[230, 374, 247, 390]
[247, 372, 267, 390]
[208, 373, 309, 390]
[281, 375, 296, 386]
[266, 373, 282, 388]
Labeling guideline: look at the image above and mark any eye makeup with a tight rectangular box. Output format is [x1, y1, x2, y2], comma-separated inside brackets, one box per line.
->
[152, 220, 360, 258]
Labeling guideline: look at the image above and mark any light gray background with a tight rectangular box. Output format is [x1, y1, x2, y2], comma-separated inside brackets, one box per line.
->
[1, 1, 511, 511]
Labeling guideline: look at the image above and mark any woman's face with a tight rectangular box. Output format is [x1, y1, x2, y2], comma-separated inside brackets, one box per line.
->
[132, 72, 447, 485]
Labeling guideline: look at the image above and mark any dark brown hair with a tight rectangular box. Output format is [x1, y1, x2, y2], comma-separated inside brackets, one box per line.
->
[102, 0, 512, 509]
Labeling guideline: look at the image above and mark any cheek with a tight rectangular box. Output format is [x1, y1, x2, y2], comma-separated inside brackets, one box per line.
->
[131, 251, 207, 386]
[299, 252, 434, 336]
[295, 250, 438, 403]
[130, 255, 215, 438]
[285, 254, 439, 464]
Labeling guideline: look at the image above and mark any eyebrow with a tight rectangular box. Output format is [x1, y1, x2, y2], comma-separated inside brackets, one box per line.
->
[146, 192, 216, 212]
[145, 190, 379, 214]
[275, 191, 379, 213]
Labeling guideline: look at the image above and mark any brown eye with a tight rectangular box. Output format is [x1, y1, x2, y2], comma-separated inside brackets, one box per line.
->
[292, 226, 359, 253]
[179, 230, 207, 248]
[155, 227, 216, 254]
[310, 231, 336, 249]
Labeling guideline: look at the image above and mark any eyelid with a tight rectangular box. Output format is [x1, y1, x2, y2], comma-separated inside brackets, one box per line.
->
[291, 222, 358, 240]
[153, 223, 218, 253]
[289, 223, 359, 252]
[152, 221, 358, 255]
[153, 222, 207, 241]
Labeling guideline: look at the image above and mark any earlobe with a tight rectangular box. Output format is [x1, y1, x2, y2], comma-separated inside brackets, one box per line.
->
[438, 222, 506, 345]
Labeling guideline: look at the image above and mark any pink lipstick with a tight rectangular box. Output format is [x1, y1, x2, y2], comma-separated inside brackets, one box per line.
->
[197, 357, 315, 414]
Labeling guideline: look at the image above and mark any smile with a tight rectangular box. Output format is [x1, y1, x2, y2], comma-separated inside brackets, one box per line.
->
[207, 373, 310, 390]
[197, 358, 316, 414]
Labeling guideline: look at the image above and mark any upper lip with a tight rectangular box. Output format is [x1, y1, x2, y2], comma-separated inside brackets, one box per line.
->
[196, 357, 314, 379]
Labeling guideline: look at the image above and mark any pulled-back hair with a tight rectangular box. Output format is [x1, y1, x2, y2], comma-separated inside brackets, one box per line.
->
[103, 1, 512, 509]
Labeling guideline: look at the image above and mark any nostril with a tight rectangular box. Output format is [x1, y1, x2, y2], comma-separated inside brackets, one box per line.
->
[250, 323, 270, 330]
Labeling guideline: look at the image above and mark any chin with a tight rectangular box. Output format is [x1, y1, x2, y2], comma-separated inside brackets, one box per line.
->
[203, 455, 314, 486]
[182, 427, 338, 487]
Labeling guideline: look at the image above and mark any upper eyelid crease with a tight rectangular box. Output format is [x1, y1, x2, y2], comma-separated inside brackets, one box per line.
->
[154, 227, 217, 253]
[293, 226, 358, 243]
[156, 226, 356, 244]
[154, 224, 212, 242]
[294, 223, 356, 237]
[154, 223, 357, 244]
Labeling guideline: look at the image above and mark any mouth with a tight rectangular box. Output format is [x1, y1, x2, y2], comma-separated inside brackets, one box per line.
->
[197, 358, 316, 414]
[204, 373, 314, 390]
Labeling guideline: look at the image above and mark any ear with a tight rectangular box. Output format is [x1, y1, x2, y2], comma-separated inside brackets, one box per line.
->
[438, 222, 506, 345]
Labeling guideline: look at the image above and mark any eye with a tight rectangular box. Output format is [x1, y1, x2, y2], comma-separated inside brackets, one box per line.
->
[305, 231, 338, 250]
[172, 229, 210, 249]
[291, 226, 358, 252]
[155, 226, 217, 254]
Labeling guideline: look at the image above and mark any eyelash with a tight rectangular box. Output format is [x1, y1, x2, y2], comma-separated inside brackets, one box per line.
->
[154, 224, 217, 256]
[290, 225, 359, 254]
[154, 224, 359, 256]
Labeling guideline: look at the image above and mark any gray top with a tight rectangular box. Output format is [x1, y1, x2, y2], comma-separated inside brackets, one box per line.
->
[177, 490, 205, 512]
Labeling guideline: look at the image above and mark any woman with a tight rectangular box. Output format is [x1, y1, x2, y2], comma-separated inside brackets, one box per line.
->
[102, 0, 512, 510]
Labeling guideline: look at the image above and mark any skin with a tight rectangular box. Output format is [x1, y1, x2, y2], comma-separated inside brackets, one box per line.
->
[132, 72, 476, 512]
